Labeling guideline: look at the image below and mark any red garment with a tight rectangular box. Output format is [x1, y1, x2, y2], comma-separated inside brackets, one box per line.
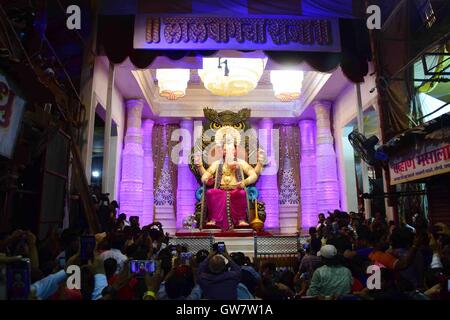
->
[50, 286, 82, 300]
[351, 277, 364, 293]
[108, 275, 138, 300]
[205, 188, 247, 230]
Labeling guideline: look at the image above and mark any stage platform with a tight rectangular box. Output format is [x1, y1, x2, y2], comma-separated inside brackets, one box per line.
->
[171, 229, 306, 259]
[175, 228, 272, 237]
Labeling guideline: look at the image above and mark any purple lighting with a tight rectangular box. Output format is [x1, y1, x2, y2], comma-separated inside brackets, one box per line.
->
[314, 101, 341, 214]
[176, 119, 198, 229]
[142, 119, 155, 226]
[299, 120, 317, 229]
[255, 119, 279, 230]
[119, 100, 144, 220]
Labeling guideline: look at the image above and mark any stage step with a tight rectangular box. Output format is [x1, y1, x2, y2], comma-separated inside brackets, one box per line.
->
[154, 205, 176, 235]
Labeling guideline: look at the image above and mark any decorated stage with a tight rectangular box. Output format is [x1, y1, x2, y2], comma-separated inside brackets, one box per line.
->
[175, 228, 272, 237]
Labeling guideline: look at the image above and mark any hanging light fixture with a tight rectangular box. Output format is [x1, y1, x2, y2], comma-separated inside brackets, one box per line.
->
[156, 69, 190, 100]
[198, 57, 266, 97]
[270, 70, 304, 102]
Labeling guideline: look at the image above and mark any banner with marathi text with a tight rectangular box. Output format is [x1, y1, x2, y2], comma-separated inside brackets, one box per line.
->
[389, 140, 450, 185]
[134, 14, 341, 52]
[0, 72, 25, 159]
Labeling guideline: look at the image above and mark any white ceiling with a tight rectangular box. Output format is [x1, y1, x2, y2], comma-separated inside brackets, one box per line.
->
[108, 52, 350, 122]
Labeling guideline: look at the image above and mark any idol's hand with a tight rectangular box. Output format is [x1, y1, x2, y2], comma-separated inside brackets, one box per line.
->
[236, 181, 245, 189]
[257, 148, 267, 164]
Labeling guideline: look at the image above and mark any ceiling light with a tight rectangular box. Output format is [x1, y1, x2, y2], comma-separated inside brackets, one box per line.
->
[270, 70, 304, 102]
[198, 58, 266, 97]
[156, 69, 190, 100]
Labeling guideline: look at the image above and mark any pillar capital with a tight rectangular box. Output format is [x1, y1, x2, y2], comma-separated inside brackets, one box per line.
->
[142, 118, 155, 128]
[311, 100, 332, 111]
[299, 120, 316, 154]
[142, 119, 155, 155]
[179, 118, 194, 130]
[126, 99, 145, 109]
[125, 100, 143, 139]
[314, 101, 333, 146]
[298, 119, 315, 128]
[259, 118, 274, 128]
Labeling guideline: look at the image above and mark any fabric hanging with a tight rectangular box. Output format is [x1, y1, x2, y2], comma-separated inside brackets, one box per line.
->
[277, 126, 301, 228]
[166, 124, 180, 217]
[152, 125, 166, 201]
[96, 15, 370, 83]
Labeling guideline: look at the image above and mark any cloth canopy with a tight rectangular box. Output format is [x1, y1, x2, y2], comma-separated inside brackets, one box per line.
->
[97, 15, 370, 83]
[100, 0, 365, 18]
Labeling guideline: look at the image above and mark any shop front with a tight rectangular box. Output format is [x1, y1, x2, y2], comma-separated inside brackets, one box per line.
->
[387, 114, 450, 225]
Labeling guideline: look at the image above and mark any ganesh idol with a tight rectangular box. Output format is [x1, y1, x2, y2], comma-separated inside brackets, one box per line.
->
[194, 126, 264, 231]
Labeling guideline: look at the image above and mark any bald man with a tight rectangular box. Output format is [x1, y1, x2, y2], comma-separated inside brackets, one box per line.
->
[197, 248, 241, 300]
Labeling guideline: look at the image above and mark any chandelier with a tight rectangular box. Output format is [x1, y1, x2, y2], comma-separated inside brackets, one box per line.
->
[270, 70, 304, 102]
[198, 58, 266, 97]
[156, 69, 190, 100]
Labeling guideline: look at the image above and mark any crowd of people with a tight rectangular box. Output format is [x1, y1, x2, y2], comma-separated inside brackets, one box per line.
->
[1, 192, 449, 300]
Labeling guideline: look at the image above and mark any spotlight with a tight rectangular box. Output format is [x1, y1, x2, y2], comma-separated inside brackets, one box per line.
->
[92, 170, 100, 178]
[44, 67, 55, 78]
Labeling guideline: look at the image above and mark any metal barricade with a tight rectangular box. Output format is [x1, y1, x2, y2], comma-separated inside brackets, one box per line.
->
[254, 235, 301, 271]
[168, 233, 310, 272]
[168, 235, 214, 253]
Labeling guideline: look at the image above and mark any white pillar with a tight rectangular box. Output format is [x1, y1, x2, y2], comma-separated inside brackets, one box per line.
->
[299, 120, 317, 230]
[119, 100, 144, 218]
[256, 118, 280, 230]
[314, 101, 340, 213]
[176, 119, 198, 229]
[142, 119, 154, 226]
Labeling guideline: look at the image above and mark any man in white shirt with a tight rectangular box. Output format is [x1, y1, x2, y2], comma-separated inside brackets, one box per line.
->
[100, 233, 127, 274]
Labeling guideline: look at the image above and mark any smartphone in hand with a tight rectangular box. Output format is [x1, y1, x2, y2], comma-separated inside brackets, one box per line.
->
[6, 258, 31, 300]
[217, 242, 226, 254]
[180, 252, 193, 265]
[129, 260, 156, 277]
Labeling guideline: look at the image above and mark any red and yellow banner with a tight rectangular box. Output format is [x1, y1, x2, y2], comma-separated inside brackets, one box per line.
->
[389, 141, 450, 185]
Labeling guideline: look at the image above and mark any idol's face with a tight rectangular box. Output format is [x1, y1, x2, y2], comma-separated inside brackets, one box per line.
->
[226, 148, 237, 158]
[222, 144, 237, 159]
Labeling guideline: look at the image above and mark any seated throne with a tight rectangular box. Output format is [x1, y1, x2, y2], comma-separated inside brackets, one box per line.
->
[189, 108, 267, 231]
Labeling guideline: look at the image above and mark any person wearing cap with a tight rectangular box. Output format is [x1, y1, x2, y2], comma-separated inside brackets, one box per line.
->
[306, 244, 353, 298]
